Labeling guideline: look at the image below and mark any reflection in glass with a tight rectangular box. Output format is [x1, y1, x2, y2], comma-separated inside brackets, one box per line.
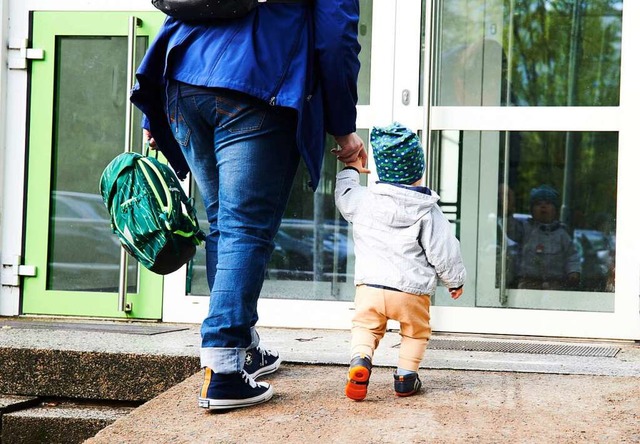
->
[47, 36, 146, 292]
[433, 0, 622, 106]
[189, 130, 368, 301]
[501, 185, 582, 291]
[497, 131, 617, 294]
[186, 8, 372, 301]
[432, 130, 617, 312]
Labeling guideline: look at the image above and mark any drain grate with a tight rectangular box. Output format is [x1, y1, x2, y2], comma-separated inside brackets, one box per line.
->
[421, 339, 620, 358]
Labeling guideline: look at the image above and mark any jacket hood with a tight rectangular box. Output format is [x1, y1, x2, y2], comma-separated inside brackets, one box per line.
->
[371, 183, 440, 228]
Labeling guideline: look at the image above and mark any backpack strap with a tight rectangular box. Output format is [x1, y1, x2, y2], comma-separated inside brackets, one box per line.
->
[99, 152, 142, 209]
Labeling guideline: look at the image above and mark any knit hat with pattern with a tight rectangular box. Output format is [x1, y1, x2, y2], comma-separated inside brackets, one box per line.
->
[370, 122, 425, 185]
[530, 184, 560, 208]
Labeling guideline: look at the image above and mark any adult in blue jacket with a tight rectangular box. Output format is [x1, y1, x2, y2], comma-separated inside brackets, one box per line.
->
[131, 0, 365, 410]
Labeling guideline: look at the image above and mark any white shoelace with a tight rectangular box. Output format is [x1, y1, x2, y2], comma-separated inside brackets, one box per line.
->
[241, 370, 259, 388]
[256, 345, 277, 357]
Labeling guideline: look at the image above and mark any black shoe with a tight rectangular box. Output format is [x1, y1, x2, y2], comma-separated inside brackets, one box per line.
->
[244, 346, 282, 379]
[198, 368, 273, 410]
[345, 355, 372, 401]
[394, 372, 422, 397]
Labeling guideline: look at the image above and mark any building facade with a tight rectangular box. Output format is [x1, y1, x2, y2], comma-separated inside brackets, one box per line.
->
[1, 0, 639, 340]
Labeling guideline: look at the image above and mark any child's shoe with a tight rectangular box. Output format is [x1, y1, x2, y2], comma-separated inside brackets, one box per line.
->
[394, 371, 422, 397]
[244, 345, 282, 379]
[198, 368, 273, 410]
[345, 354, 372, 401]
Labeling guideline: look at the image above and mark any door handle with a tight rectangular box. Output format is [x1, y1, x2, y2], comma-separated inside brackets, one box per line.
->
[118, 16, 142, 313]
[402, 89, 411, 105]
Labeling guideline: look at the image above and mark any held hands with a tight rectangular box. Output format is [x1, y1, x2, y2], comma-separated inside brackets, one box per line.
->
[333, 132, 367, 166]
[449, 287, 464, 300]
[345, 158, 371, 174]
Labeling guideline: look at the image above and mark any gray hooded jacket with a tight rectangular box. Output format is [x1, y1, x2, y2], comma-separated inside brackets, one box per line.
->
[335, 169, 466, 296]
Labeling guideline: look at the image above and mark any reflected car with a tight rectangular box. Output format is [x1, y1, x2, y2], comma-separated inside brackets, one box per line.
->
[49, 190, 137, 292]
[573, 229, 615, 292]
[269, 218, 352, 281]
[191, 217, 352, 284]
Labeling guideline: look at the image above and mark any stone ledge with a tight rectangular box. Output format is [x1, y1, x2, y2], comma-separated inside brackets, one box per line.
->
[0, 348, 200, 402]
[2, 401, 134, 444]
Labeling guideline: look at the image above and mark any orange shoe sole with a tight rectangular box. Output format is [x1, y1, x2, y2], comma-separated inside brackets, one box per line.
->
[345, 364, 371, 401]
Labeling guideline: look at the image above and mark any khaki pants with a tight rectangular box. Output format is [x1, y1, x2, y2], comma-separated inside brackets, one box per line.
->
[350, 285, 432, 372]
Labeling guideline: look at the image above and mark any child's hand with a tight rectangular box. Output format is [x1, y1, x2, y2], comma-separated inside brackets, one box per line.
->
[345, 154, 371, 174]
[449, 286, 463, 300]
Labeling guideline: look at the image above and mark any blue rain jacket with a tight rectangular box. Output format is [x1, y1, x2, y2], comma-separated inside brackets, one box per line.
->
[130, 1, 361, 189]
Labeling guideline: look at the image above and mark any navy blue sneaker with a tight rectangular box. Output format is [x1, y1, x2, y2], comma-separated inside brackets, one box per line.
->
[244, 346, 282, 379]
[394, 372, 422, 397]
[198, 368, 273, 410]
[345, 354, 372, 401]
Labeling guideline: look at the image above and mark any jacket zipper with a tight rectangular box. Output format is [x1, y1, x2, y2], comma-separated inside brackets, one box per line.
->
[268, 16, 307, 105]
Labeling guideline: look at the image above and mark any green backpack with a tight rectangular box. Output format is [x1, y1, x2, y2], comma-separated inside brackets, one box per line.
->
[99, 151, 205, 275]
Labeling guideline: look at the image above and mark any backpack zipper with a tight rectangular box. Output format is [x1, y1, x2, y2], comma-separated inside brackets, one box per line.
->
[139, 157, 173, 229]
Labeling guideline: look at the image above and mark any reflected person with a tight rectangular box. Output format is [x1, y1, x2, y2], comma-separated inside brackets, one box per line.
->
[507, 185, 581, 290]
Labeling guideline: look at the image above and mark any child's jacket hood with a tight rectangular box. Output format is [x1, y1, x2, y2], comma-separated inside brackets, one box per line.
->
[335, 169, 466, 296]
[369, 182, 440, 228]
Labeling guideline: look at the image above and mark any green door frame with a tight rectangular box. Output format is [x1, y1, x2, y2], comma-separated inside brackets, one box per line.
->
[23, 11, 165, 319]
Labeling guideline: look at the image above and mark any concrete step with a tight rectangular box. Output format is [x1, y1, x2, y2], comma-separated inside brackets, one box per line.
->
[0, 347, 200, 402]
[0, 395, 39, 415]
[0, 318, 201, 444]
[1, 400, 135, 444]
[0, 318, 202, 402]
[0, 395, 40, 438]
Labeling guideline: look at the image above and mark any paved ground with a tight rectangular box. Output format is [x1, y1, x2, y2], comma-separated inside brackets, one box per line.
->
[87, 364, 640, 443]
[84, 328, 640, 444]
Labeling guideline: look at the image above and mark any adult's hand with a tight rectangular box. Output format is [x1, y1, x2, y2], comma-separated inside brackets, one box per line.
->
[144, 129, 157, 149]
[332, 132, 367, 165]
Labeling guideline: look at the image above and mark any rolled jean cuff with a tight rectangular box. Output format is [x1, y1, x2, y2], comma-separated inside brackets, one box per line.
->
[250, 327, 259, 349]
[200, 347, 246, 373]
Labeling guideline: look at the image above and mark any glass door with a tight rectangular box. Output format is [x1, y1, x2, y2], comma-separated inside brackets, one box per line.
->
[427, 0, 640, 339]
[160, 0, 639, 339]
[22, 12, 165, 319]
[163, 0, 421, 327]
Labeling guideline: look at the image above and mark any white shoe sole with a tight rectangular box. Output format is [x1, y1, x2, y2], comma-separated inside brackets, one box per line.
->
[198, 385, 274, 410]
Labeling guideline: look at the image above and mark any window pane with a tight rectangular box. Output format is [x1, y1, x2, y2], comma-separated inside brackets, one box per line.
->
[188, 130, 370, 302]
[47, 36, 146, 292]
[433, 0, 622, 106]
[498, 131, 617, 295]
[432, 130, 616, 312]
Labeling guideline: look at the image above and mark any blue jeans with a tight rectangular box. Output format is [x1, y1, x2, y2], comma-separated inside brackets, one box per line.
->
[167, 80, 299, 373]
